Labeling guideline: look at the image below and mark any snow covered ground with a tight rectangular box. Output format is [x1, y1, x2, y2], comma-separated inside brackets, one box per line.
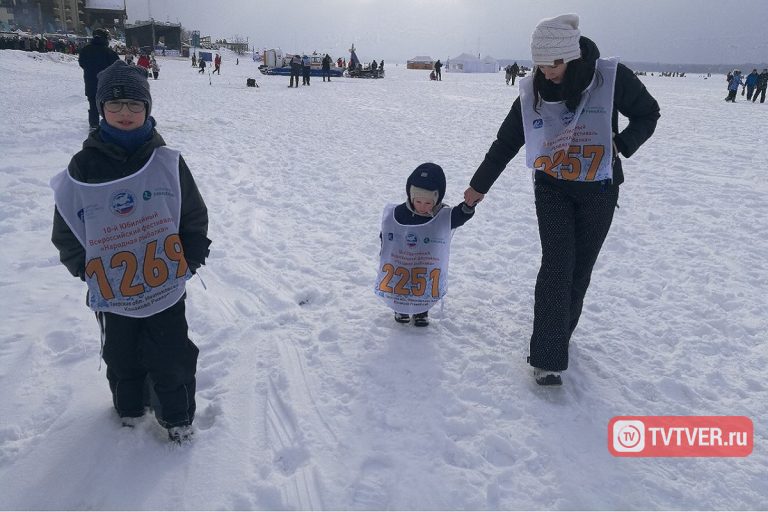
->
[0, 48, 766, 510]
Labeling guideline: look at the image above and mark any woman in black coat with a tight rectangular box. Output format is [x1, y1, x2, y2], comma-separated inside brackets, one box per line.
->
[464, 14, 660, 386]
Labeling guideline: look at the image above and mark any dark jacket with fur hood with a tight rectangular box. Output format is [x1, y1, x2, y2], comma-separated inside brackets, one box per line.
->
[470, 36, 660, 194]
[51, 128, 211, 280]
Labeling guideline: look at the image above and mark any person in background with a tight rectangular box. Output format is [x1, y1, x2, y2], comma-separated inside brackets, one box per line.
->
[150, 56, 160, 80]
[301, 54, 311, 85]
[212, 53, 221, 75]
[136, 52, 151, 76]
[464, 14, 660, 386]
[434, 59, 443, 80]
[725, 70, 743, 102]
[752, 68, 768, 103]
[50, 60, 211, 444]
[744, 69, 759, 100]
[78, 28, 119, 132]
[322, 53, 332, 82]
[509, 61, 520, 85]
[289, 54, 302, 87]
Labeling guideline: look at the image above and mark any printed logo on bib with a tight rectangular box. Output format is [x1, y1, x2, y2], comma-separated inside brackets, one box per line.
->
[560, 110, 576, 125]
[406, 233, 418, 247]
[110, 189, 137, 216]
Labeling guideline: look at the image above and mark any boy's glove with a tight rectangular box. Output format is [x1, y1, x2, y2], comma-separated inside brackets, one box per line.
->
[460, 201, 476, 215]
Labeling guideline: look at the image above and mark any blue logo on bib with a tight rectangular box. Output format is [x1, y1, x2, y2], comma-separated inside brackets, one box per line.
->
[110, 190, 136, 216]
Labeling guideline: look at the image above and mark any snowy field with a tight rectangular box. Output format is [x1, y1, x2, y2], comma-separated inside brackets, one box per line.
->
[0, 48, 766, 510]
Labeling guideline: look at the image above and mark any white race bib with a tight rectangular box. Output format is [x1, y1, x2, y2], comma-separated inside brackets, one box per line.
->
[375, 204, 453, 314]
[51, 147, 191, 317]
[520, 58, 618, 182]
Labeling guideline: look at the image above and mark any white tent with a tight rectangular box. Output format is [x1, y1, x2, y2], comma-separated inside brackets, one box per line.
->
[446, 53, 498, 73]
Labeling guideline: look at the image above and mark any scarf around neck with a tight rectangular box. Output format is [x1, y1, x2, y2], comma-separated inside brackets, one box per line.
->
[99, 116, 156, 154]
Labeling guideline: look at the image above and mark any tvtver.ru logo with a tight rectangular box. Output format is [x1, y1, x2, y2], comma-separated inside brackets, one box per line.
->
[609, 416, 752, 457]
[612, 420, 645, 452]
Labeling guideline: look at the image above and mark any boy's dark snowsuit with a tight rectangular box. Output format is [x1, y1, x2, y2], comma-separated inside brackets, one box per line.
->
[51, 128, 211, 427]
[470, 37, 659, 371]
[78, 32, 119, 128]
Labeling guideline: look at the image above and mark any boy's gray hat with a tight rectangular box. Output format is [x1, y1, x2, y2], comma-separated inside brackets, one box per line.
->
[95, 60, 152, 119]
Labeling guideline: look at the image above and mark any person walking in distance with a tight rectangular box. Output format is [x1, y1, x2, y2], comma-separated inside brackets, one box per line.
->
[322, 53, 332, 82]
[78, 28, 119, 132]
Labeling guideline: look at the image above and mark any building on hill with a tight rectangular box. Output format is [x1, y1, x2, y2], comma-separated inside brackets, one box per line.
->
[216, 37, 249, 54]
[82, 0, 126, 34]
[0, 0, 128, 35]
[407, 56, 434, 70]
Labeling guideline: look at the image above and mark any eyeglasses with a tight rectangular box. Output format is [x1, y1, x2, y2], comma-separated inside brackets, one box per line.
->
[104, 100, 146, 113]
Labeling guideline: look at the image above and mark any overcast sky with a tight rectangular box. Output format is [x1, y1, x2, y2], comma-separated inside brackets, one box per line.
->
[122, 0, 767, 65]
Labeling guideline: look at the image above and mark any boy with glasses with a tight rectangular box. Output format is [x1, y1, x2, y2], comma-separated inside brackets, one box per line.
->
[50, 60, 211, 444]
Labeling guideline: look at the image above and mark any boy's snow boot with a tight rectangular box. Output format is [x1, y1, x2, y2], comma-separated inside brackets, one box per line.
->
[533, 367, 562, 386]
[413, 312, 429, 327]
[394, 313, 410, 324]
[167, 425, 194, 444]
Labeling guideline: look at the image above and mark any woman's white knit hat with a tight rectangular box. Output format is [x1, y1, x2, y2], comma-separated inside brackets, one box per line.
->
[530, 14, 582, 66]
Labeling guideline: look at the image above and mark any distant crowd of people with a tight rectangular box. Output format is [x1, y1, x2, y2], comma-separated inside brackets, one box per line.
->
[726, 68, 768, 103]
[0, 32, 80, 53]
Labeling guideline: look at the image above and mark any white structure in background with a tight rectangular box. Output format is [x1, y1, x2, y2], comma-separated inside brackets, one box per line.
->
[446, 53, 498, 73]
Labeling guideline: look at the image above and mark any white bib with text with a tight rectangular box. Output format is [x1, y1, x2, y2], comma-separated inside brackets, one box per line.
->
[51, 147, 191, 317]
[375, 204, 452, 314]
[520, 58, 618, 182]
